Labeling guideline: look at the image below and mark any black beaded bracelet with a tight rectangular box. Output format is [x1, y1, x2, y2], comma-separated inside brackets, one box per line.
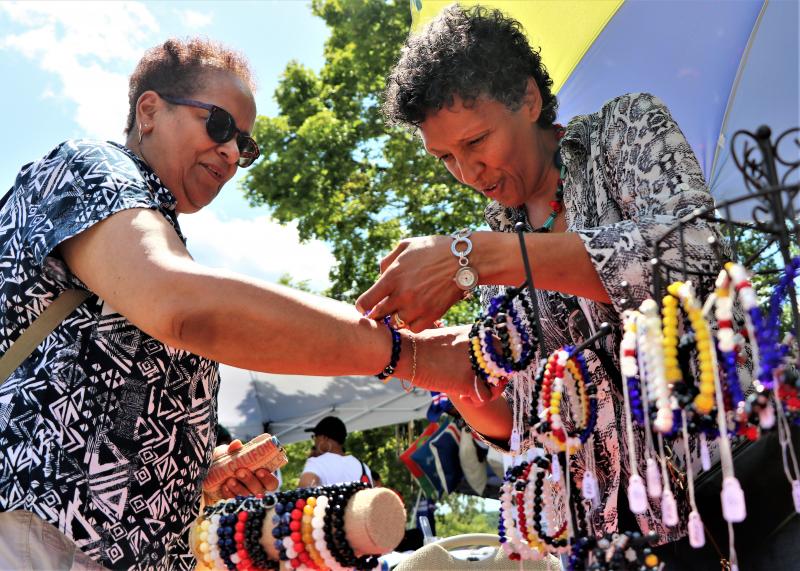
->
[323, 482, 378, 570]
[376, 316, 401, 380]
[244, 503, 275, 570]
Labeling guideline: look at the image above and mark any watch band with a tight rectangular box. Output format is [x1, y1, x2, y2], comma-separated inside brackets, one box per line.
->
[451, 228, 479, 293]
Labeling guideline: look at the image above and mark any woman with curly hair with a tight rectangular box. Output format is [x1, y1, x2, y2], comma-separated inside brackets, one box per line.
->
[357, 5, 738, 568]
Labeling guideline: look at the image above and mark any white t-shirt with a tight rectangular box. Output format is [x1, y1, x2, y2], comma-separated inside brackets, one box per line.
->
[301, 453, 372, 486]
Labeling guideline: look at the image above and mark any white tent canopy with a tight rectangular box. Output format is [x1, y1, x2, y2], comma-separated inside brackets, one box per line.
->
[216, 364, 432, 445]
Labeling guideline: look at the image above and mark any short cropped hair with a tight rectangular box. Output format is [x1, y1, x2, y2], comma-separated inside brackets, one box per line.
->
[125, 37, 255, 135]
[383, 4, 557, 129]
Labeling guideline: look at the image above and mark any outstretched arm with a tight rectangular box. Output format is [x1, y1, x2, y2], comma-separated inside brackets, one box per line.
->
[58, 207, 474, 392]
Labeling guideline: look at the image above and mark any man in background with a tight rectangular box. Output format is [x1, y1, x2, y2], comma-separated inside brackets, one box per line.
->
[299, 416, 373, 487]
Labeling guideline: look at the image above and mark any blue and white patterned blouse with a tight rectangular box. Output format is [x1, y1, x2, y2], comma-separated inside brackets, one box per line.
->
[0, 140, 219, 570]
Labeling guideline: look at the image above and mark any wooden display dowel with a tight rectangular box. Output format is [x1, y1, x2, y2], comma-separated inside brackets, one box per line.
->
[261, 488, 406, 560]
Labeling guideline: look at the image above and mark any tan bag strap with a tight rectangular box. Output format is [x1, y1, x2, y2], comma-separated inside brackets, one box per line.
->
[0, 289, 91, 385]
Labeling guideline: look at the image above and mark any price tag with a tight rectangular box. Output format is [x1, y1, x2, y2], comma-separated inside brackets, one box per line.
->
[510, 428, 521, 452]
[661, 490, 679, 526]
[582, 471, 598, 501]
[721, 477, 747, 522]
[628, 475, 648, 514]
[759, 404, 775, 429]
[688, 511, 705, 548]
[551, 454, 561, 481]
[792, 480, 800, 514]
[646, 458, 662, 498]
[700, 433, 712, 471]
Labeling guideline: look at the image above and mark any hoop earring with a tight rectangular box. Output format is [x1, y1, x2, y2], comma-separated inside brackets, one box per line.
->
[138, 123, 147, 145]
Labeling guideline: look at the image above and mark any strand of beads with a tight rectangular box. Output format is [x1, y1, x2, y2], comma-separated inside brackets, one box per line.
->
[621, 310, 645, 425]
[535, 347, 597, 453]
[725, 262, 776, 429]
[468, 285, 540, 386]
[712, 269, 747, 429]
[312, 494, 344, 571]
[468, 320, 507, 386]
[664, 281, 716, 415]
[323, 482, 377, 570]
[499, 463, 538, 561]
[638, 299, 673, 433]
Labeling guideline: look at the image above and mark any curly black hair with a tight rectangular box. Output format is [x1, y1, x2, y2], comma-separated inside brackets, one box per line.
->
[383, 4, 557, 129]
[125, 37, 255, 136]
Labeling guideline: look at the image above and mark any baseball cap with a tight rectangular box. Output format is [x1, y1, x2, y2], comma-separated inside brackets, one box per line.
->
[305, 416, 347, 444]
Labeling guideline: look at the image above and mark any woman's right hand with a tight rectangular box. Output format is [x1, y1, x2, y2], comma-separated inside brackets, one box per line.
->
[356, 235, 465, 332]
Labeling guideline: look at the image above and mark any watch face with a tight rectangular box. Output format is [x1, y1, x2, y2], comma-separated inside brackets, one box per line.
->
[455, 266, 478, 290]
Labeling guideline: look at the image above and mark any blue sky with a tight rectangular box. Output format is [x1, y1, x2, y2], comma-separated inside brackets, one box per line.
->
[0, 0, 336, 290]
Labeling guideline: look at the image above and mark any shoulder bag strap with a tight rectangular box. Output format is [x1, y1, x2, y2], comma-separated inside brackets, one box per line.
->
[0, 289, 91, 385]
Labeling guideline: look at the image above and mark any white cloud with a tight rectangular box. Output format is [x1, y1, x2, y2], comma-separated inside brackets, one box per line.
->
[0, 1, 158, 140]
[179, 209, 335, 291]
[174, 8, 212, 29]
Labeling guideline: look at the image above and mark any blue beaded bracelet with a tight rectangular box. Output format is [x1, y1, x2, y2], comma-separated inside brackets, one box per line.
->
[376, 316, 401, 380]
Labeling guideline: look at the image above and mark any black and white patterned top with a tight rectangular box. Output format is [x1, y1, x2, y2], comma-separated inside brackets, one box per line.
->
[479, 93, 722, 543]
[0, 140, 219, 570]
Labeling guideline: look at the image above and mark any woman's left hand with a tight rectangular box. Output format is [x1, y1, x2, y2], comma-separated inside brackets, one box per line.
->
[204, 440, 279, 501]
[356, 235, 464, 332]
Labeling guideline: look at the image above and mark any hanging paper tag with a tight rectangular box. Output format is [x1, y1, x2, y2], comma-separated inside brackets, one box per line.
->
[646, 458, 662, 498]
[721, 477, 747, 522]
[582, 471, 597, 501]
[551, 454, 561, 481]
[688, 511, 705, 548]
[510, 428, 521, 452]
[627, 475, 648, 514]
[661, 490, 679, 526]
[759, 403, 776, 429]
[699, 433, 711, 472]
[792, 480, 800, 514]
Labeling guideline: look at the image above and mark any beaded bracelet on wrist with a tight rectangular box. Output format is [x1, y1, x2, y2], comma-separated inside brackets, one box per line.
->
[376, 316, 401, 380]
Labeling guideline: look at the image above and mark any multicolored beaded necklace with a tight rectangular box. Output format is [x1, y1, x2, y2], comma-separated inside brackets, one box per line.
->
[536, 124, 566, 233]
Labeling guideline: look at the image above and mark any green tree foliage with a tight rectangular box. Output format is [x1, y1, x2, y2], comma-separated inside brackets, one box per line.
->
[243, 0, 486, 309]
[435, 494, 499, 537]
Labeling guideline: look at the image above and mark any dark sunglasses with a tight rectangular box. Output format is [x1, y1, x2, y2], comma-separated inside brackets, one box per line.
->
[158, 93, 260, 168]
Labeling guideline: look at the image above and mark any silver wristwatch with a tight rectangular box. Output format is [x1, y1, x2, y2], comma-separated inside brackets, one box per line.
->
[451, 228, 479, 293]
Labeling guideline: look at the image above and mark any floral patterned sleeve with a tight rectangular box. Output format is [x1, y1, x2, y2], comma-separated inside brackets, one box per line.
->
[571, 92, 722, 313]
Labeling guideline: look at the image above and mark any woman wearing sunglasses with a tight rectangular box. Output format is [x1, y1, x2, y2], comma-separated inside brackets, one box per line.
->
[0, 38, 478, 570]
